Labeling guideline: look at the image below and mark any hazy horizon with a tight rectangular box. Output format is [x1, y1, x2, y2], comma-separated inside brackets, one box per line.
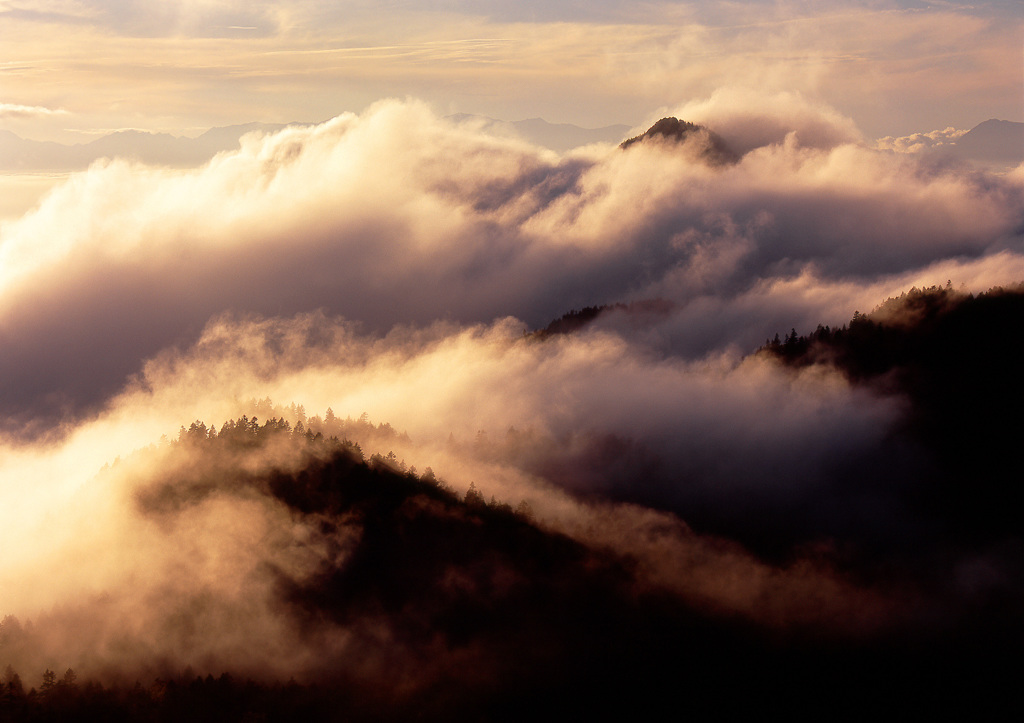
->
[1, 1, 1021, 144]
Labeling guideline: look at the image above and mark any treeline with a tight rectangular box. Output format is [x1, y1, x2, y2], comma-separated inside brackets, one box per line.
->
[142, 408, 534, 522]
[165, 405, 532, 516]
[0, 663, 343, 722]
[4, 422, 729, 721]
[2, 429, 557, 721]
[174, 404, 406, 454]
[534, 304, 611, 337]
[533, 298, 673, 338]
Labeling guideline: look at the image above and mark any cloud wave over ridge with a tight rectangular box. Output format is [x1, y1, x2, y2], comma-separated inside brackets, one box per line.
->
[0, 91, 1022, 684]
[1, 93, 1020, 429]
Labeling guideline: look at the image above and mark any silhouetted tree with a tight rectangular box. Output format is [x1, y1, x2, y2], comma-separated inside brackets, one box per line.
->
[464, 482, 485, 506]
[3, 665, 24, 698]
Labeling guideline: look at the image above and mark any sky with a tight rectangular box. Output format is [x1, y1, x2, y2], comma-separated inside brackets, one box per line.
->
[0, 0, 1021, 144]
[0, 0, 1022, 699]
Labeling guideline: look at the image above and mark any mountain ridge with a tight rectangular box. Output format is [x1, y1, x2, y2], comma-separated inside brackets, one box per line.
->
[2, 117, 1019, 171]
[446, 113, 631, 152]
[945, 118, 1023, 165]
[0, 122, 296, 171]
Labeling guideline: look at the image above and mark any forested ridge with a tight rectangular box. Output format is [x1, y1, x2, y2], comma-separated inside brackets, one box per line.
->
[2, 284, 1022, 720]
[760, 283, 1024, 541]
[1, 417, 1016, 720]
[0, 420, 888, 721]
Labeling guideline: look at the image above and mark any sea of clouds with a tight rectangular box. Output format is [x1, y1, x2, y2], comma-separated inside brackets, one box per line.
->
[1, 89, 1020, 682]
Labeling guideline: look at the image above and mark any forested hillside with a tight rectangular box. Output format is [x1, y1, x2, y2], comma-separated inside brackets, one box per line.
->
[760, 284, 1024, 541]
[2, 285, 1022, 719]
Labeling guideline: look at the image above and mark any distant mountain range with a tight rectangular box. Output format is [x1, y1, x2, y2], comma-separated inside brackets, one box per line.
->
[0, 123, 291, 171]
[446, 114, 632, 152]
[0, 117, 1019, 172]
[623, 116, 1024, 168]
[0, 117, 631, 171]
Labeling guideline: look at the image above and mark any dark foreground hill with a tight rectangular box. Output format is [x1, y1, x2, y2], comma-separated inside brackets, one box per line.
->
[2, 406, 1021, 720]
[2, 285, 1022, 720]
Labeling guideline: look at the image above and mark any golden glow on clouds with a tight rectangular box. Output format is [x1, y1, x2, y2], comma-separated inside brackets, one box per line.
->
[0, 2, 1019, 692]
[0, 304, 895, 629]
[0, 2, 1018, 141]
[0, 80, 1019, 680]
[1, 95, 1019, 477]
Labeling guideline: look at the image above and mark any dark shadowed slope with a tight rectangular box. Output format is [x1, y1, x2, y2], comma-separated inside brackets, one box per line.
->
[761, 284, 1024, 542]
[3, 401, 1021, 720]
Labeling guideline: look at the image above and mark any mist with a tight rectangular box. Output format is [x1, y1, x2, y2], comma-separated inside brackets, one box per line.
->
[1, 94, 1019, 425]
[0, 91, 1021, 712]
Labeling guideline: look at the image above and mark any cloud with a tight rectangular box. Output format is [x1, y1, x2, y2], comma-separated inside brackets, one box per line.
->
[0, 94, 1020, 428]
[0, 0, 280, 37]
[665, 87, 864, 153]
[0, 291, 995, 688]
[0, 309, 910, 686]
[2, 0, 1020, 141]
[95, 308, 918, 559]
[0, 102, 66, 119]
[875, 126, 969, 154]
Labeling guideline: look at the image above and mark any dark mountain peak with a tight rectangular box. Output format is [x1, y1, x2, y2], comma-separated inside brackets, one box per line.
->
[620, 117, 738, 164]
[621, 117, 700, 148]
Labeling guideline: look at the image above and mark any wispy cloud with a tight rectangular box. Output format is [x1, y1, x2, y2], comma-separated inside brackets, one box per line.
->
[0, 102, 66, 119]
[0, 1, 1018, 139]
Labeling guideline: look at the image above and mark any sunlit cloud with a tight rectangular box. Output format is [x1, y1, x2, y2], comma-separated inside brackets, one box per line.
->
[875, 126, 968, 153]
[1, 95, 1019, 431]
[0, 102, 66, 119]
[0, 1, 1017, 139]
[0, 301, 908, 681]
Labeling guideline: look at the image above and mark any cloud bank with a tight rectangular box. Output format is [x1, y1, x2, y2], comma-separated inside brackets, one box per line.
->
[1, 93, 1020, 425]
